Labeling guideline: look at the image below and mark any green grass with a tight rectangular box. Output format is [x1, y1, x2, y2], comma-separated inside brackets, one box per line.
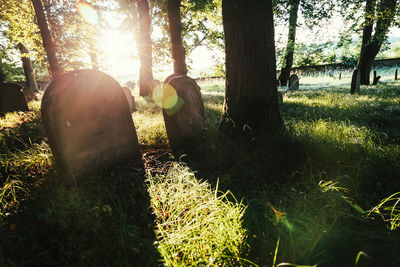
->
[1, 78, 400, 266]
[147, 163, 247, 266]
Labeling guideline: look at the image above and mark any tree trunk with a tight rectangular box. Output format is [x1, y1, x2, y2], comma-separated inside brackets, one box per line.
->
[219, 0, 283, 140]
[167, 0, 187, 75]
[357, 0, 397, 85]
[31, 0, 61, 80]
[137, 0, 154, 96]
[278, 0, 300, 86]
[18, 43, 39, 92]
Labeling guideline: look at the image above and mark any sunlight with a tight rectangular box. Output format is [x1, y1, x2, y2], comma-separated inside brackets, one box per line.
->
[97, 29, 140, 78]
[77, 2, 99, 25]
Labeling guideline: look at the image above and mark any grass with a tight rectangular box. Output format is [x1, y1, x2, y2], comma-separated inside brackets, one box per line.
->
[0, 77, 400, 266]
[147, 163, 247, 266]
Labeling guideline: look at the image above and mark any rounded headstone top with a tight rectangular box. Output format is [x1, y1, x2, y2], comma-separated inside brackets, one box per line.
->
[41, 69, 142, 176]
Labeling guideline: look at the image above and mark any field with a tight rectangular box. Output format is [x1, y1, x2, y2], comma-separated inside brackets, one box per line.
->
[1, 72, 400, 266]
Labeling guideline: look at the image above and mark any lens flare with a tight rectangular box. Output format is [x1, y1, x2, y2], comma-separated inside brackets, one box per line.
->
[153, 83, 179, 109]
[77, 2, 99, 25]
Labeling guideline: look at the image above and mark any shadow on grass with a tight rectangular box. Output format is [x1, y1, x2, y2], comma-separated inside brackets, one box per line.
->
[0, 165, 162, 266]
[181, 92, 400, 266]
[0, 109, 162, 266]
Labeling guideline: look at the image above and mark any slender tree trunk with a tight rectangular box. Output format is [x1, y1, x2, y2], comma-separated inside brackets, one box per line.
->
[357, 0, 397, 85]
[31, 0, 61, 80]
[18, 43, 39, 92]
[357, 0, 376, 85]
[167, 0, 187, 75]
[89, 51, 99, 70]
[219, 0, 283, 140]
[137, 0, 154, 96]
[278, 0, 300, 86]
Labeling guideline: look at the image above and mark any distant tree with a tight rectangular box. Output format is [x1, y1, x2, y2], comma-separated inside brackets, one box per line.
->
[0, 0, 43, 86]
[276, 0, 335, 86]
[356, 0, 398, 85]
[167, 0, 187, 75]
[18, 43, 39, 92]
[31, 0, 62, 80]
[137, 0, 154, 96]
[219, 0, 283, 140]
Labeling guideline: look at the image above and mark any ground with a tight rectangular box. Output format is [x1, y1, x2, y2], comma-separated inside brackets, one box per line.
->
[0, 74, 400, 266]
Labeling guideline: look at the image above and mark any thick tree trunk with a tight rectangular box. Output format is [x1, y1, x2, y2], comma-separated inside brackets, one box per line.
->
[31, 0, 61, 80]
[137, 0, 154, 96]
[18, 43, 39, 92]
[278, 0, 300, 86]
[357, 0, 397, 85]
[167, 0, 187, 75]
[219, 0, 283, 140]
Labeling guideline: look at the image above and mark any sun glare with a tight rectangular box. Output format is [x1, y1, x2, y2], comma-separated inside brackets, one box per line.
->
[77, 2, 99, 25]
[97, 30, 140, 78]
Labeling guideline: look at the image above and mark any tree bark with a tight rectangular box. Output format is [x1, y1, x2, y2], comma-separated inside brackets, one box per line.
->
[278, 0, 300, 86]
[18, 43, 39, 92]
[357, 0, 397, 85]
[167, 0, 187, 75]
[31, 0, 61, 80]
[137, 0, 154, 96]
[219, 0, 283, 140]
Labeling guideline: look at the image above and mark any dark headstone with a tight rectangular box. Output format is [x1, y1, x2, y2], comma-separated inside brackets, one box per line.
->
[121, 86, 136, 112]
[41, 70, 142, 176]
[350, 68, 360, 94]
[395, 69, 398, 80]
[339, 72, 342, 80]
[0, 83, 29, 115]
[125, 80, 136, 90]
[161, 74, 205, 152]
[37, 81, 51, 91]
[373, 70, 377, 84]
[288, 74, 299, 90]
[372, 76, 381, 85]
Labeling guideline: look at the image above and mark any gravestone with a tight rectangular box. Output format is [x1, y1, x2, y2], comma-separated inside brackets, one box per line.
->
[395, 69, 398, 80]
[0, 83, 29, 115]
[162, 74, 205, 152]
[339, 72, 342, 80]
[372, 74, 381, 85]
[41, 70, 142, 176]
[121, 87, 136, 112]
[23, 87, 38, 102]
[350, 68, 360, 94]
[288, 74, 299, 90]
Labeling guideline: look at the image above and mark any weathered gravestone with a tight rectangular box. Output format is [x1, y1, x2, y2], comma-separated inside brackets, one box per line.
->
[288, 74, 299, 90]
[371, 70, 382, 85]
[161, 74, 205, 152]
[41, 70, 142, 176]
[23, 87, 38, 102]
[0, 83, 29, 115]
[121, 87, 136, 112]
[350, 68, 360, 94]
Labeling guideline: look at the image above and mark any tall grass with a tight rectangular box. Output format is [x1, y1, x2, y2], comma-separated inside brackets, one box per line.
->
[147, 163, 248, 266]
